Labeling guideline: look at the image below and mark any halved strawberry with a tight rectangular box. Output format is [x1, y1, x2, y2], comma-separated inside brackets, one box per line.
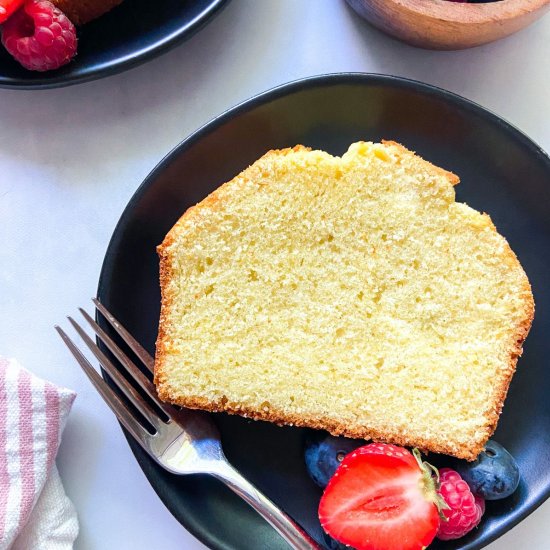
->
[319, 443, 445, 550]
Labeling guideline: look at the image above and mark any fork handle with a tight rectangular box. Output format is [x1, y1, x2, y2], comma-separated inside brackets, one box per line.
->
[211, 461, 321, 550]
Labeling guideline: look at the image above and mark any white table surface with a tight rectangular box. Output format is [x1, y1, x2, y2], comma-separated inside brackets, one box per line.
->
[1, 1, 549, 548]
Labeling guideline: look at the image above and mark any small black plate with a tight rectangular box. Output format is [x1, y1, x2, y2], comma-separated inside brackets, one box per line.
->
[0, 0, 228, 89]
[97, 74, 550, 550]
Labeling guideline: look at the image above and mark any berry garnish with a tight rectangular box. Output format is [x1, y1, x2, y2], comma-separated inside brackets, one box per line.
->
[1, 0, 77, 71]
[304, 432, 363, 488]
[319, 444, 446, 550]
[436, 468, 484, 541]
[0, 0, 24, 23]
[455, 440, 520, 500]
[475, 493, 485, 516]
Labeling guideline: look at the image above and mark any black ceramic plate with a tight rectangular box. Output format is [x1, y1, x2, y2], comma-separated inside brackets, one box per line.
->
[0, 0, 227, 89]
[97, 74, 550, 550]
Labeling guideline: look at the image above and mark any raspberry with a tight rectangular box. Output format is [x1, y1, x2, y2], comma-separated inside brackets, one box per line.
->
[475, 493, 485, 516]
[1, 0, 76, 71]
[436, 468, 485, 541]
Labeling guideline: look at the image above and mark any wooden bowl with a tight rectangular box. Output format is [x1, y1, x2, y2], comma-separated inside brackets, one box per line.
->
[346, 0, 550, 50]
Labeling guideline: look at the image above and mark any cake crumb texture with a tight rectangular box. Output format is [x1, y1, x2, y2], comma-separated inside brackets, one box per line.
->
[154, 141, 534, 461]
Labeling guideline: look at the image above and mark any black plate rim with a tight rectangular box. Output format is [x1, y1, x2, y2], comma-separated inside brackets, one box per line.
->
[0, 0, 228, 90]
[97, 72, 550, 550]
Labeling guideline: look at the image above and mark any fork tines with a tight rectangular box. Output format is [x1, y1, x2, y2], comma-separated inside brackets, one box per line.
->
[55, 299, 170, 448]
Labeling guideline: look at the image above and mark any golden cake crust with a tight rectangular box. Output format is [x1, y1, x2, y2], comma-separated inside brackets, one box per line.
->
[155, 141, 534, 461]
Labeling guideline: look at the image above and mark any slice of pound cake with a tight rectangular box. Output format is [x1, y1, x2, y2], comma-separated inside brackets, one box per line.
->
[51, 0, 123, 25]
[154, 141, 534, 460]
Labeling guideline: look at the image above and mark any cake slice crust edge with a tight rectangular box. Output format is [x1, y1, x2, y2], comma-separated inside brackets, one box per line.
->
[154, 141, 535, 461]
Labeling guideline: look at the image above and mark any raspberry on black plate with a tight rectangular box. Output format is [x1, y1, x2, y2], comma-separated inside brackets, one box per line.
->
[437, 468, 485, 541]
[1, 0, 77, 71]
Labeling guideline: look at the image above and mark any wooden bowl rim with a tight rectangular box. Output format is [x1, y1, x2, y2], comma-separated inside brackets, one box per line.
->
[390, 0, 550, 24]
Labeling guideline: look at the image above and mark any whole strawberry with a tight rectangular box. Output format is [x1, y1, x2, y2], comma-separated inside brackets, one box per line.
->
[436, 468, 485, 540]
[319, 443, 448, 550]
[1, 0, 77, 71]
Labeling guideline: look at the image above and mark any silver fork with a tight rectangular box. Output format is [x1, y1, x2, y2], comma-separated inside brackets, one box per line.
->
[56, 299, 320, 550]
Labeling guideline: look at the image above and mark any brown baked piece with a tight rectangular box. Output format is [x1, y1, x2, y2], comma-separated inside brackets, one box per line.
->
[154, 141, 534, 460]
[51, 0, 123, 25]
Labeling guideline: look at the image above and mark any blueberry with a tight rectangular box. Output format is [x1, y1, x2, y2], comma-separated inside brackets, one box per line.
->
[304, 431, 363, 488]
[322, 531, 348, 549]
[455, 440, 520, 500]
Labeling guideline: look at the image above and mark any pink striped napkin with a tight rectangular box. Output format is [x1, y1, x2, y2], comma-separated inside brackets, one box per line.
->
[0, 357, 79, 550]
